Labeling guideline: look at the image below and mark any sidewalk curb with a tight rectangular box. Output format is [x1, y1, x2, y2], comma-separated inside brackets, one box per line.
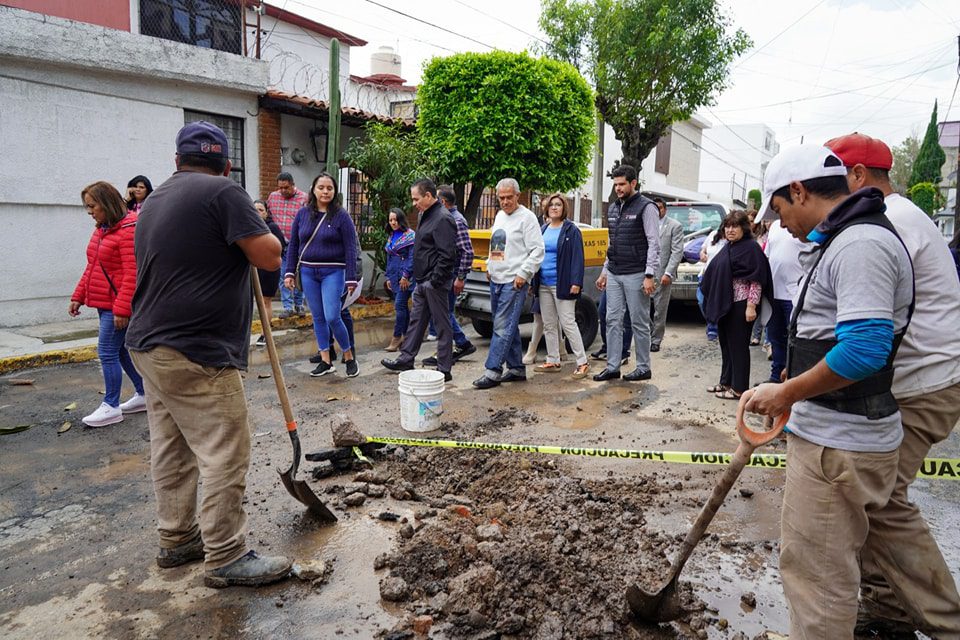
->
[0, 302, 395, 375]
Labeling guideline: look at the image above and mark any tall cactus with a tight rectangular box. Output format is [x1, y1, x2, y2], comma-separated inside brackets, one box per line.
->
[326, 38, 341, 179]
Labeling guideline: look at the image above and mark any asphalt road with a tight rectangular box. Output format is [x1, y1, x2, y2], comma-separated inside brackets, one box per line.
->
[1, 310, 956, 639]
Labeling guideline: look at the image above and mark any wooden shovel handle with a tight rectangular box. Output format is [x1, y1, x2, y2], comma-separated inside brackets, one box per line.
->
[251, 267, 297, 430]
[736, 389, 789, 447]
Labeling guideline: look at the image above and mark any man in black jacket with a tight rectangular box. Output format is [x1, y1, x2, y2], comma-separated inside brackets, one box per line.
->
[381, 179, 458, 380]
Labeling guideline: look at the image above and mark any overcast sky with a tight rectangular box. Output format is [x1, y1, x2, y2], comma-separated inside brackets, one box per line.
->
[282, 0, 960, 163]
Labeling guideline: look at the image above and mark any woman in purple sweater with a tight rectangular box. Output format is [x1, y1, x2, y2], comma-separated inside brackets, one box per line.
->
[283, 172, 360, 378]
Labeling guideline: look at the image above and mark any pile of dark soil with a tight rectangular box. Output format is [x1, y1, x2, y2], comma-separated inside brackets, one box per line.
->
[350, 447, 716, 639]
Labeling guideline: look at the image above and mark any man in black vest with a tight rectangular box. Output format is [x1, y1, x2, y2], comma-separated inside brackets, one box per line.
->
[593, 164, 660, 382]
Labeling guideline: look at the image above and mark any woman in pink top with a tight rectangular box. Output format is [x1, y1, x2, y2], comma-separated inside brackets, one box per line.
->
[699, 210, 772, 399]
[125, 175, 153, 214]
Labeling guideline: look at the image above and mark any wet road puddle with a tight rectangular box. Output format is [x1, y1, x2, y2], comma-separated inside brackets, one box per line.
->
[80, 452, 149, 482]
[687, 547, 788, 637]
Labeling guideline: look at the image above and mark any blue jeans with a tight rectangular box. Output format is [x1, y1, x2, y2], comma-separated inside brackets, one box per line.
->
[300, 266, 351, 352]
[98, 309, 143, 407]
[598, 290, 630, 358]
[766, 299, 793, 383]
[327, 305, 355, 353]
[696, 281, 719, 338]
[484, 282, 527, 379]
[279, 270, 304, 311]
[392, 282, 415, 338]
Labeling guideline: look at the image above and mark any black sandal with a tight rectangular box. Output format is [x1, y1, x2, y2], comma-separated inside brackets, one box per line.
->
[706, 383, 727, 393]
[716, 388, 742, 400]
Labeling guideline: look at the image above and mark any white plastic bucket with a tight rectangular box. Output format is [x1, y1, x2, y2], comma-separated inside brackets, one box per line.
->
[398, 369, 445, 433]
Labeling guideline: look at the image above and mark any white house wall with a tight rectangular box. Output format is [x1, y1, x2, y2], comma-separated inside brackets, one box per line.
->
[589, 122, 708, 204]
[0, 7, 268, 327]
[251, 11, 351, 102]
[698, 123, 778, 205]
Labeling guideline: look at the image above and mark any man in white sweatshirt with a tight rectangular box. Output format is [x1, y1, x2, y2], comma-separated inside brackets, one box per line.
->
[827, 132, 960, 638]
[473, 178, 545, 389]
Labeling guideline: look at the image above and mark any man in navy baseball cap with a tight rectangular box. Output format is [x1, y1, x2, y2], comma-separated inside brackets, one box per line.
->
[127, 119, 289, 588]
[175, 120, 229, 158]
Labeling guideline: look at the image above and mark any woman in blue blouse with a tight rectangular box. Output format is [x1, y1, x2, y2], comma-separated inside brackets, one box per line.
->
[532, 193, 589, 378]
[383, 207, 416, 351]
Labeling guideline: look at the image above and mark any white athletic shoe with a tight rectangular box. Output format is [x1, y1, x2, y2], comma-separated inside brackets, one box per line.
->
[119, 393, 147, 414]
[82, 402, 124, 427]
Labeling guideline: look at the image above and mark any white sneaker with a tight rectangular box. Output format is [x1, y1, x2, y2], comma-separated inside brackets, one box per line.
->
[522, 352, 536, 365]
[82, 402, 124, 427]
[119, 393, 147, 414]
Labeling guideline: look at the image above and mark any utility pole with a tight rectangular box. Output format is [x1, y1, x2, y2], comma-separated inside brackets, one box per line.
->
[591, 114, 604, 228]
[954, 35, 960, 232]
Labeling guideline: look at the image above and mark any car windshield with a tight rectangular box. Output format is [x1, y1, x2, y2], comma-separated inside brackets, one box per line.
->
[666, 204, 726, 235]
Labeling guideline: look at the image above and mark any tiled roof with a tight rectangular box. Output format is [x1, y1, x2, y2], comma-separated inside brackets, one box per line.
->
[262, 3, 366, 46]
[262, 90, 415, 128]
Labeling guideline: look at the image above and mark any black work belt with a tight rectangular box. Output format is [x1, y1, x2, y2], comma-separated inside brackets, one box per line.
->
[787, 337, 900, 420]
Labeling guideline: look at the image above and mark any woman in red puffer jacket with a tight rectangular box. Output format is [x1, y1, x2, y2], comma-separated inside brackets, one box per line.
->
[69, 181, 145, 428]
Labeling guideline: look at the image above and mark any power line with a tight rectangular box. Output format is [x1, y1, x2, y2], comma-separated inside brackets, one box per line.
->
[704, 107, 767, 156]
[450, 0, 549, 46]
[361, 0, 495, 50]
[736, 62, 945, 105]
[733, 0, 829, 69]
[669, 126, 763, 182]
[282, 0, 458, 54]
[803, 0, 844, 101]
[715, 61, 956, 112]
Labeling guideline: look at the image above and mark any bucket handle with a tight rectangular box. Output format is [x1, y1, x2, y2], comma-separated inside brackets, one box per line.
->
[406, 386, 445, 418]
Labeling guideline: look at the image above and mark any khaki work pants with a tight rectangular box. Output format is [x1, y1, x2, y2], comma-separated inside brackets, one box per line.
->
[859, 381, 960, 638]
[780, 434, 898, 639]
[131, 346, 251, 570]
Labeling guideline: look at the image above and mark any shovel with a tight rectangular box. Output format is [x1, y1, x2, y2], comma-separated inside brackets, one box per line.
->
[251, 269, 338, 524]
[626, 389, 788, 623]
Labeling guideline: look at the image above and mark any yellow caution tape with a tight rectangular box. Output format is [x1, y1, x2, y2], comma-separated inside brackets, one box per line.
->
[365, 436, 960, 481]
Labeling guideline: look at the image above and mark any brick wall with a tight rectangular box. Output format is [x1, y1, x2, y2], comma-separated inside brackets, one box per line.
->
[258, 109, 281, 199]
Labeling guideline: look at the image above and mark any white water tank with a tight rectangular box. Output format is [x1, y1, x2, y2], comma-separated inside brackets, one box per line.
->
[370, 46, 401, 76]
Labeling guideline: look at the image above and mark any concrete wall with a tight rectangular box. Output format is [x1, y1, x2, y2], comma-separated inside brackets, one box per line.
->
[0, 6, 269, 327]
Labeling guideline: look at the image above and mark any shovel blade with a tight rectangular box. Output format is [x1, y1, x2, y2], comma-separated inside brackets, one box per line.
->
[626, 579, 683, 623]
[279, 468, 338, 523]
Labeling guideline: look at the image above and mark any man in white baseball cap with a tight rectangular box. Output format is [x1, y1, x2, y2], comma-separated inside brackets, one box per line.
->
[746, 145, 916, 639]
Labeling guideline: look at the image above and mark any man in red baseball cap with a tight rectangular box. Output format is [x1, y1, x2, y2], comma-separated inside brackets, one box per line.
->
[826, 132, 960, 638]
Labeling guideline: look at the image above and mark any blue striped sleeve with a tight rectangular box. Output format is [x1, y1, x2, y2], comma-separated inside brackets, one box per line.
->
[824, 319, 894, 381]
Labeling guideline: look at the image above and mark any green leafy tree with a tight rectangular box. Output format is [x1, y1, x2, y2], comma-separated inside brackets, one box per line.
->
[538, 0, 751, 169]
[343, 122, 430, 292]
[890, 132, 920, 194]
[907, 182, 943, 216]
[417, 51, 595, 225]
[748, 188, 762, 210]
[910, 101, 946, 188]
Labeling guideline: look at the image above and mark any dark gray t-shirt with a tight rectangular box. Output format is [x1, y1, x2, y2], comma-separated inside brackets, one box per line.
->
[126, 170, 269, 369]
[788, 224, 913, 452]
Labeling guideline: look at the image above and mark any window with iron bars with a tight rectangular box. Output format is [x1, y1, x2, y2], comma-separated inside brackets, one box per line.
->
[140, 0, 242, 55]
[183, 110, 245, 187]
[346, 169, 375, 239]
